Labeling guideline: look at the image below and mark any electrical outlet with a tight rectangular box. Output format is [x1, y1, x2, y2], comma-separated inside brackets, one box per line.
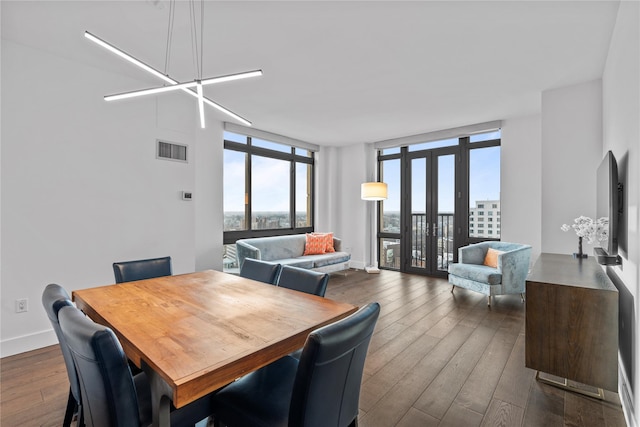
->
[15, 298, 28, 313]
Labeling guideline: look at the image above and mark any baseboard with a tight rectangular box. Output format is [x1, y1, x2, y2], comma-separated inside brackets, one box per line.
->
[619, 360, 637, 427]
[0, 329, 57, 358]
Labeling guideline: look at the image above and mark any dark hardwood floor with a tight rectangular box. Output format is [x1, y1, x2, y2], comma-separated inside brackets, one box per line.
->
[1, 269, 627, 426]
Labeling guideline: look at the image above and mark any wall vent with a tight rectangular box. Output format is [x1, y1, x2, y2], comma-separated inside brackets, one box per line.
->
[157, 140, 188, 163]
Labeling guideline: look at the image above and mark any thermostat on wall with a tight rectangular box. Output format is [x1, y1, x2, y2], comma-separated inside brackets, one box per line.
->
[182, 191, 193, 201]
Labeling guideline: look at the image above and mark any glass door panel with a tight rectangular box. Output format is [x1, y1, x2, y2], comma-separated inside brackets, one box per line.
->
[436, 155, 455, 272]
[410, 158, 427, 269]
[404, 151, 456, 276]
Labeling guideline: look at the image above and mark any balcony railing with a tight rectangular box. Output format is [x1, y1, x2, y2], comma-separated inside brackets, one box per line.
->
[379, 213, 454, 271]
[410, 213, 454, 271]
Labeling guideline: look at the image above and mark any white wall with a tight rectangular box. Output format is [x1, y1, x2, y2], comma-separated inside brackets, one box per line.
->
[541, 79, 604, 255]
[0, 39, 221, 356]
[317, 143, 368, 270]
[603, 1, 639, 424]
[195, 120, 224, 272]
[315, 146, 341, 235]
[501, 114, 542, 263]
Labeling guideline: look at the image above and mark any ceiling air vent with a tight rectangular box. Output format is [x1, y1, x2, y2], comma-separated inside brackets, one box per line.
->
[157, 140, 187, 163]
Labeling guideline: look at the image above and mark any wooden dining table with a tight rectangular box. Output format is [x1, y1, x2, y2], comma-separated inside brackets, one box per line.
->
[72, 269, 358, 427]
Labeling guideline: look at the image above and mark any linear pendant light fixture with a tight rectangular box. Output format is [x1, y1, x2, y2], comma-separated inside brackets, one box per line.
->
[85, 2, 261, 128]
[102, 70, 263, 102]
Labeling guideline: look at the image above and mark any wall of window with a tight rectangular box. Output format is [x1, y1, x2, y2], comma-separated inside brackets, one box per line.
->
[223, 131, 315, 249]
[376, 128, 501, 273]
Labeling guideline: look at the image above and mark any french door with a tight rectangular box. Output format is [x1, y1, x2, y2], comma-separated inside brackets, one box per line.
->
[404, 148, 457, 277]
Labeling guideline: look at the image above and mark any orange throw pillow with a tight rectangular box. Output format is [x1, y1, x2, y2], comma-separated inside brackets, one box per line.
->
[312, 232, 335, 253]
[483, 248, 504, 268]
[304, 233, 327, 255]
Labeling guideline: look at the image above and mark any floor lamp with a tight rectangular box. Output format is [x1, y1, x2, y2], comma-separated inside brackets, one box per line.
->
[361, 182, 388, 273]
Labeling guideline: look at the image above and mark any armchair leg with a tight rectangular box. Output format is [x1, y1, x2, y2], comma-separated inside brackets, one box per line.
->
[451, 285, 455, 293]
[521, 293, 525, 303]
[487, 296, 491, 306]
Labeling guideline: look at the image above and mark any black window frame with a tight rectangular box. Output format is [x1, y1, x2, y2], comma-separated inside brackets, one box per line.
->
[377, 132, 501, 272]
[223, 135, 315, 245]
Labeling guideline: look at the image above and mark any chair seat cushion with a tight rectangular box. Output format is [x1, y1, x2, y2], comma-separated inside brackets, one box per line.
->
[448, 263, 502, 285]
[278, 258, 315, 269]
[304, 252, 351, 268]
[212, 356, 299, 427]
[277, 252, 351, 270]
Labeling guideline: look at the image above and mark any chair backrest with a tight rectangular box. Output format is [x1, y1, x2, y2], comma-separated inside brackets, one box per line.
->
[277, 265, 329, 297]
[58, 306, 141, 427]
[291, 302, 380, 427]
[113, 256, 172, 283]
[41, 284, 81, 405]
[239, 258, 282, 285]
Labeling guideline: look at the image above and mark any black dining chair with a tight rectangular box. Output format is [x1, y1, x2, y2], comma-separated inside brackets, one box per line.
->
[112, 256, 172, 283]
[58, 305, 213, 427]
[211, 302, 380, 427]
[276, 265, 332, 360]
[239, 258, 282, 285]
[41, 284, 84, 427]
[276, 265, 330, 297]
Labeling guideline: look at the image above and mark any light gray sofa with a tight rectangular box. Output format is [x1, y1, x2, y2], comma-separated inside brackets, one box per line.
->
[236, 235, 351, 274]
[448, 241, 532, 306]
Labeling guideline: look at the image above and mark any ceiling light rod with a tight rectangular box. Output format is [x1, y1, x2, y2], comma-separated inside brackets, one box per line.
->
[85, 31, 172, 84]
[197, 83, 205, 128]
[105, 81, 198, 101]
[201, 70, 263, 85]
[104, 70, 263, 101]
[84, 30, 256, 126]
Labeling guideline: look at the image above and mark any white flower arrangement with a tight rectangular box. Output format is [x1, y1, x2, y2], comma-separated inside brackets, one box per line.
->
[561, 216, 609, 244]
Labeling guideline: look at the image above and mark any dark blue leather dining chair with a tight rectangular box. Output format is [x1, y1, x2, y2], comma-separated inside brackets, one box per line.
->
[58, 305, 213, 427]
[239, 258, 282, 285]
[276, 265, 329, 297]
[211, 302, 380, 427]
[113, 256, 172, 283]
[41, 284, 83, 427]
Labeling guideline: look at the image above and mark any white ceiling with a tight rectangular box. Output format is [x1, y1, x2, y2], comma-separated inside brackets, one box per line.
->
[1, 1, 620, 146]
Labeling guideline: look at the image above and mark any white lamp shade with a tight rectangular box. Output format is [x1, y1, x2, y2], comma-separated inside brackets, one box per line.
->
[361, 182, 388, 201]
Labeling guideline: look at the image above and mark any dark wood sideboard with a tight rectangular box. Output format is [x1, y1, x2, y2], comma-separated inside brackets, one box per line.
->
[525, 253, 618, 392]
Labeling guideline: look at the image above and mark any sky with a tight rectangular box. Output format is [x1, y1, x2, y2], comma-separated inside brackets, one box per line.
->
[223, 137, 308, 213]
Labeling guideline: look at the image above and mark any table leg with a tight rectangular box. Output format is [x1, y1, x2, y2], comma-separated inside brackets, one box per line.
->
[142, 361, 173, 427]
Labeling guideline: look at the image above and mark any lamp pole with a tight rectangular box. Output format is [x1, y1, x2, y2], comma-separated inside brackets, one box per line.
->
[361, 182, 388, 274]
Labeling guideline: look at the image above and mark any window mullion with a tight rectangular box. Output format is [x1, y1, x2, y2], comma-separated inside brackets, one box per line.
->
[290, 160, 296, 230]
[246, 152, 252, 231]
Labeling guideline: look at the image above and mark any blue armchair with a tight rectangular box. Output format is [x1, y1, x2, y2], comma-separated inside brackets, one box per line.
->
[448, 241, 532, 306]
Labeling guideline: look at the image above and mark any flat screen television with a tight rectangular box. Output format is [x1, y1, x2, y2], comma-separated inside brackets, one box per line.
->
[594, 150, 622, 265]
